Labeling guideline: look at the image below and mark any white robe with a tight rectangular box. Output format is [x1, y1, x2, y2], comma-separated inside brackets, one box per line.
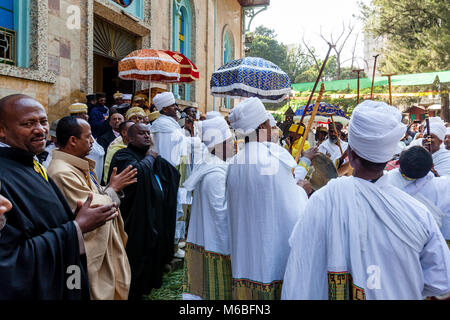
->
[318, 138, 348, 167]
[282, 175, 450, 300]
[86, 139, 105, 183]
[227, 141, 308, 298]
[150, 114, 188, 167]
[433, 148, 450, 177]
[182, 153, 230, 300]
[386, 169, 450, 241]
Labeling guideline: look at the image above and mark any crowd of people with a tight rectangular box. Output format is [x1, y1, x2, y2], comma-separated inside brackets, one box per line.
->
[0, 89, 450, 300]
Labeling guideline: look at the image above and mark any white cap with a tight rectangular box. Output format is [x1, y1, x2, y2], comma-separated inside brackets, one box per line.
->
[426, 117, 446, 141]
[206, 111, 223, 120]
[348, 100, 406, 163]
[200, 117, 232, 149]
[229, 97, 269, 135]
[122, 94, 132, 100]
[153, 92, 176, 111]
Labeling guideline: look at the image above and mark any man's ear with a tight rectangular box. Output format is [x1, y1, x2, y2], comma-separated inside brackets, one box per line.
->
[68, 136, 77, 148]
[0, 123, 6, 140]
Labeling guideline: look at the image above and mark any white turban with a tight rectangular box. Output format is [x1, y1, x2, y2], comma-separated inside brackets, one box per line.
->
[206, 111, 222, 120]
[122, 94, 132, 100]
[200, 116, 232, 148]
[153, 92, 176, 111]
[425, 117, 446, 141]
[229, 97, 269, 135]
[267, 112, 277, 127]
[348, 100, 406, 163]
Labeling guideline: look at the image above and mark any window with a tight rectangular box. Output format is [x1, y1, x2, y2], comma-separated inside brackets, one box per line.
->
[0, 0, 30, 67]
[110, 0, 144, 20]
[173, 0, 192, 101]
[0, 0, 16, 65]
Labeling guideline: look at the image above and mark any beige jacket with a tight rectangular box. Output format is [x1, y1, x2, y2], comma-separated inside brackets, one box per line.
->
[48, 150, 131, 300]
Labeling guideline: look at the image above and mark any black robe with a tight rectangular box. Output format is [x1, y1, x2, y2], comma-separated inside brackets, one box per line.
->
[0, 147, 90, 300]
[97, 129, 116, 154]
[107, 144, 180, 300]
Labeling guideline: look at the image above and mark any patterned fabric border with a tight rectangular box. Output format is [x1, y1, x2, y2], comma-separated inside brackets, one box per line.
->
[183, 243, 232, 300]
[328, 271, 366, 300]
[232, 278, 283, 300]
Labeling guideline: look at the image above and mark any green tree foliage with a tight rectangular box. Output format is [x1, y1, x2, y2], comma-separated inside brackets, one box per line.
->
[246, 26, 363, 84]
[360, 0, 450, 74]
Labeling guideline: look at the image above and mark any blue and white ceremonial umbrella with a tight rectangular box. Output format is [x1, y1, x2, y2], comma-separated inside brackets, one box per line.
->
[293, 103, 350, 126]
[210, 57, 291, 103]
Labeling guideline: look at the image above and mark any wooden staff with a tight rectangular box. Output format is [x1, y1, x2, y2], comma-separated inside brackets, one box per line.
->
[292, 43, 335, 144]
[370, 54, 380, 99]
[352, 69, 364, 104]
[294, 83, 326, 163]
[382, 73, 395, 105]
[424, 106, 440, 177]
[327, 113, 344, 156]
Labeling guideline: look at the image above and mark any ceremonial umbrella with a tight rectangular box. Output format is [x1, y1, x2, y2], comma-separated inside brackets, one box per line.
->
[161, 50, 199, 83]
[118, 49, 181, 82]
[293, 103, 350, 126]
[119, 49, 199, 102]
[210, 57, 291, 103]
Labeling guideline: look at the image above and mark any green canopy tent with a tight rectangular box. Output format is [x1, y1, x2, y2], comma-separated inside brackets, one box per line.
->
[291, 70, 450, 92]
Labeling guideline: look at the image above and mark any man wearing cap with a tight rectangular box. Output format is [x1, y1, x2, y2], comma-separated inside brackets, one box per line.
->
[318, 122, 348, 168]
[385, 146, 450, 250]
[89, 93, 109, 138]
[282, 100, 450, 300]
[112, 91, 123, 110]
[182, 116, 235, 300]
[226, 97, 309, 300]
[285, 123, 311, 159]
[69, 103, 105, 182]
[151, 92, 201, 253]
[422, 117, 450, 176]
[114, 94, 132, 116]
[125, 107, 146, 124]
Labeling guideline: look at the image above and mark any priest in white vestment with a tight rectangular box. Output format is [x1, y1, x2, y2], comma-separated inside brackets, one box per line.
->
[182, 116, 235, 300]
[227, 97, 309, 300]
[150, 92, 202, 254]
[318, 122, 348, 168]
[385, 146, 450, 247]
[422, 117, 450, 176]
[282, 100, 450, 300]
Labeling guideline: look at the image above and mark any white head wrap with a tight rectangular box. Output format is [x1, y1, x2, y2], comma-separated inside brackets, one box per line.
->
[200, 117, 232, 148]
[153, 92, 176, 111]
[122, 94, 132, 100]
[206, 111, 222, 120]
[229, 97, 269, 135]
[267, 112, 277, 127]
[426, 117, 446, 141]
[348, 100, 406, 163]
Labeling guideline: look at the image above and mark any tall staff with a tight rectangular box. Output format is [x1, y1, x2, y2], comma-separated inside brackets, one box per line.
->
[382, 73, 395, 105]
[352, 69, 364, 104]
[290, 43, 335, 154]
[370, 54, 380, 99]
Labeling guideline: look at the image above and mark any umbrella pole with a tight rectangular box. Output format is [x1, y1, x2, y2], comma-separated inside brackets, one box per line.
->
[328, 113, 344, 156]
[370, 54, 380, 100]
[294, 83, 325, 163]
